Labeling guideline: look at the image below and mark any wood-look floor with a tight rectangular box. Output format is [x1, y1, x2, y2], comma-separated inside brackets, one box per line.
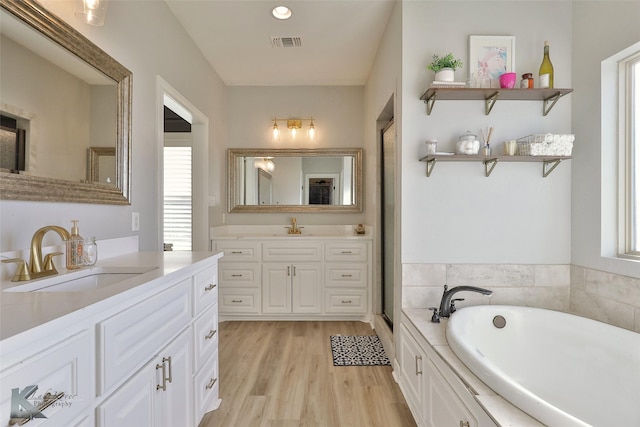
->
[199, 321, 417, 427]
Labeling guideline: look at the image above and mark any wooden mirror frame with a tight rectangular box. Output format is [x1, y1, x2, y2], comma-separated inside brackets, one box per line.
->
[0, 0, 132, 204]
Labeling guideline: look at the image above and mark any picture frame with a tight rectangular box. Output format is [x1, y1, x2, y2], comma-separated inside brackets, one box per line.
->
[469, 35, 516, 86]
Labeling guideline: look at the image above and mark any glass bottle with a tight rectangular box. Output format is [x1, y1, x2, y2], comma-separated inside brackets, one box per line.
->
[83, 236, 98, 266]
[538, 41, 554, 88]
[66, 220, 84, 270]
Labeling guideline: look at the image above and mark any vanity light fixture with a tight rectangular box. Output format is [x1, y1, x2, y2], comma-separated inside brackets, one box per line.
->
[76, 0, 109, 26]
[272, 6, 292, 20]
[271, 118, 316, 141]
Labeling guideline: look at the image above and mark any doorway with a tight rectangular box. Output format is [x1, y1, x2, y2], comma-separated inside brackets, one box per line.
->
[381, 119, 396, 328]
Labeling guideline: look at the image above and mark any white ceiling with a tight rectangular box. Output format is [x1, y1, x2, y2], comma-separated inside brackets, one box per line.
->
[165, 0, 396, 86]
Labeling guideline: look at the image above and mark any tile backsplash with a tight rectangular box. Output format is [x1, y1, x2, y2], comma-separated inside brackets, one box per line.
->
[402, 263, 640, 333]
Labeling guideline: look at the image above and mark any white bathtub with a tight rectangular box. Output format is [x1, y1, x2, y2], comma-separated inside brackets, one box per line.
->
[445, 305, 640, 427]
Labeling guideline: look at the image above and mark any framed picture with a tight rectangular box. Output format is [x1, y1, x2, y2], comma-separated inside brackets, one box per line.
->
[469, 35, 516, 85]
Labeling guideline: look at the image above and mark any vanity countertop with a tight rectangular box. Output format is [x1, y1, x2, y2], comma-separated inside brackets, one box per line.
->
[0, 251, 223, 345]
[403, 308, 544, 427]
[210, 225, 373, 240]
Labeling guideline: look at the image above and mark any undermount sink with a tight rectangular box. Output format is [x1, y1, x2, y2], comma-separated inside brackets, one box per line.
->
[3, 266, 158, 293]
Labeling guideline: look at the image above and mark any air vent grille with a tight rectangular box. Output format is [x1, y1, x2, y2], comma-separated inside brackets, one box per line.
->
[270, 36, 302, 48]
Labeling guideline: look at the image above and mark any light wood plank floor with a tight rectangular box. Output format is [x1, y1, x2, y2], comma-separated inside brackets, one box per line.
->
[199, 321, 417, 427]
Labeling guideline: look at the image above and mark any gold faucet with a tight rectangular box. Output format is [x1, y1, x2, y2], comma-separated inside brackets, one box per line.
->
[2, 225, 70, 281]
[285, 217, 302, 234]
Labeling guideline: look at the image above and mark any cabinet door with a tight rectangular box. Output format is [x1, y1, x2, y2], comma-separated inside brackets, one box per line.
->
[291, 263, 322, 313]
[262, 263, 292, 313]
[156, 328, 193, 427]
[399, 324, 427, 426]
[426, 358, 477, 427]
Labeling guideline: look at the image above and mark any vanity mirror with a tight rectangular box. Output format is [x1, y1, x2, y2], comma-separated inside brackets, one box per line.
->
[0, 0, 132, 204]
[228, 148, 363, 213]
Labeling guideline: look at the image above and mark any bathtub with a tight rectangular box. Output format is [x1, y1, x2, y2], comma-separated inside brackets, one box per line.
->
[445, 305, 640, 427]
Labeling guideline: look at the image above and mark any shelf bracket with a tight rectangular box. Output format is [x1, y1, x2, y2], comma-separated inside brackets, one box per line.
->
[543, 92, 563, 116]
[424, 91, 438, 115]
[484, 92, 500, 115]
[542, 158, 562, 177]
[483, 158, 499, 177]
[425, 157, 437, 177]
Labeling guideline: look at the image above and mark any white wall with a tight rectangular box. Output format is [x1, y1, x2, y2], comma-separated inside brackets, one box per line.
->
[571, 1, 640, 279]
[222, 85, 366, 226]
[401, 1, 573, 264]
[0, 0, 227, 252]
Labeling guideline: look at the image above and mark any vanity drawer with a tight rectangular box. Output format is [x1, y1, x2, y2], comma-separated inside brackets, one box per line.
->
[324, 289, 367, 314]
[325, 242, 368, 262]
[215, 241, 261, 262]
[325, 263, 367, 288]
[193, 265, 218, 316]
[219, 288, 261, 314]
[0, 331, 91, 427]
[262, 241, 323, 262]
[194, 350, 219, 421]
[219, 263, 260, 288]
[193, 303, 218, 370]
[97, 279, 191, 394]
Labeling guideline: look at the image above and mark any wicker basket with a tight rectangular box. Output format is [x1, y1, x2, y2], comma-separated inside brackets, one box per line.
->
[516, 134, 574, 156]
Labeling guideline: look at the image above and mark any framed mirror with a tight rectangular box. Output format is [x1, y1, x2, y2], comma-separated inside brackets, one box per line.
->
[228, 148, 363, 213]
[0, 0, 132, 204]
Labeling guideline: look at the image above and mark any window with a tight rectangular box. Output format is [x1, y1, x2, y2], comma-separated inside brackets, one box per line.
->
[620, 51, 640, 257]
[163, 145, 192, 251]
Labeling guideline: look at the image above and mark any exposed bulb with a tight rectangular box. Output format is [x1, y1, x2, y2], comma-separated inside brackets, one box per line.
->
[308, 120, 315, 140]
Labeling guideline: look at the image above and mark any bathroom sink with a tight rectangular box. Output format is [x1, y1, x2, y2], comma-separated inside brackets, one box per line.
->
[3, 266, 158, 293]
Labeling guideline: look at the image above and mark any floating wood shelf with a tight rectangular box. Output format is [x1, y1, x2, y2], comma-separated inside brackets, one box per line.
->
[418, 154, 572, 177]
[419, 88, 573, 116]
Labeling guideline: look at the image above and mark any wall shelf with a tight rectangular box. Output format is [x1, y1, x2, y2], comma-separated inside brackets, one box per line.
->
[420, 88, 573, 116]
[419, 154, 572, 177]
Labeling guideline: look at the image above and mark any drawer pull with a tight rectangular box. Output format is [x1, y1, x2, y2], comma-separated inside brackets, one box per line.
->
[341, 274, 353, 278]
[156, 362, 167, 391]
[460, 422, 470, 427]
[231, 274, 243, 277]
[415, 355, 423, 375]
[204, 283, 217, 291]
[231, 299, 243, 303]
[9, 390, 64, 425]
[341, 300, 353, 304]
[230, 251, 243, 254]
[205, 329, 217, 340]
[340, 250, 353, 254]
[205, 377, 218, 390]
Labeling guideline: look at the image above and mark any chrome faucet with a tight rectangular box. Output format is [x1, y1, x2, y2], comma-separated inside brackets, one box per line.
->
[429, 284, 493, 323]
[285, 217, 302, 234]
[2, 225, 71, 281]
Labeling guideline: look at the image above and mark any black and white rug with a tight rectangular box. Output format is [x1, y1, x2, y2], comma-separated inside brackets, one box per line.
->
[330, 335, 391, 366]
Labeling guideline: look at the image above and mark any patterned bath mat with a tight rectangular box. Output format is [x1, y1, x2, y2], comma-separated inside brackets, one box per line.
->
[330, 335, 391, 366]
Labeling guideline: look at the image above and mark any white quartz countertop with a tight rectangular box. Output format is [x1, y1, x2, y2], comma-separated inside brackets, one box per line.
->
[0, 251, 223, 343]
[403, 308, 544, 427]
[210, 225, 373, 240]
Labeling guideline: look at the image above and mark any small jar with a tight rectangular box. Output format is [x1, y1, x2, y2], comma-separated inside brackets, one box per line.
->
[521, 73, 534, 89]
[83, 236, 98, 266]
[425, 139, 438, 155]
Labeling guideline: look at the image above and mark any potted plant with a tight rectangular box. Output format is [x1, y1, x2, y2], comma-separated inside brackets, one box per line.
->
[427, 53, 463, 82]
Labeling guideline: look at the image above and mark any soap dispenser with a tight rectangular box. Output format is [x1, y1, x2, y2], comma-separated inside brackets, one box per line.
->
[66, 220, 84, 270]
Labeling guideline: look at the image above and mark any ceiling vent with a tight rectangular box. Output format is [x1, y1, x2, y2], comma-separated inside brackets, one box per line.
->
[270, 36, 302, 48]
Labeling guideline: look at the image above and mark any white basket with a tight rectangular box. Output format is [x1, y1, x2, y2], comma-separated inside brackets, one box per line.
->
[516, 133, 574, 156]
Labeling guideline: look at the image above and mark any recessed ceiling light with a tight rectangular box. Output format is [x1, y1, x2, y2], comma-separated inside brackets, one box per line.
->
[272, 6, 292, 20]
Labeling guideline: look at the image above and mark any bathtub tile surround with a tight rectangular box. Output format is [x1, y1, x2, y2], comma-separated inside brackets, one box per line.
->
[571, 265, 640, 332]
[402, 263, 571, 312]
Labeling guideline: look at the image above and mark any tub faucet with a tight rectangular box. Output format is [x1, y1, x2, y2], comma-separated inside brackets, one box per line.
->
[2, 225, 70, 281]
[430, 284, 493, 322]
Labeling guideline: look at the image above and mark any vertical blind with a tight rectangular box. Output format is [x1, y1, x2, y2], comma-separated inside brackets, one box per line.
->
[164, 146, 192, 251]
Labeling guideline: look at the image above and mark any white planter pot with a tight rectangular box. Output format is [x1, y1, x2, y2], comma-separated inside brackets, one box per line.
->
[434, 68, 455, 82]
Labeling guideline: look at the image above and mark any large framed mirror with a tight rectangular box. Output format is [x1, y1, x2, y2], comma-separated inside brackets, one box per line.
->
[0, 0, 132, 204]
[228, 148, 363, 213]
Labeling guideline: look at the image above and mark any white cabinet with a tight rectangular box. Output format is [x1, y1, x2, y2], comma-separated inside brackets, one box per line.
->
[214, 237, 372, 320]
[263, 263, 322, 314]
[0, 331, 92, 427]
[399, 317, 495, 427]
[97, 328, 192, 427]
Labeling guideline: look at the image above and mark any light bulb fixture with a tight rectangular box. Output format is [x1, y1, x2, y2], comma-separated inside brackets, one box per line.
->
[76, 0, 109, 26]
[270, 117, 317, 141]
[272, 6, 292, 20]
